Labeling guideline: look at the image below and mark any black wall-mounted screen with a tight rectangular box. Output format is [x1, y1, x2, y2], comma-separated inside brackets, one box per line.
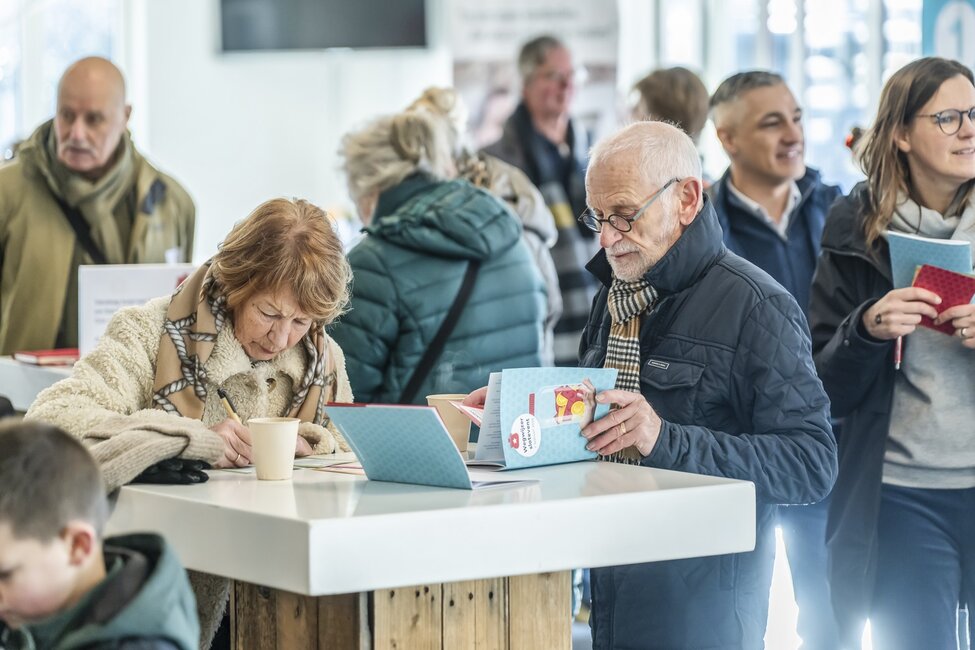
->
[221, 0, 427, 51]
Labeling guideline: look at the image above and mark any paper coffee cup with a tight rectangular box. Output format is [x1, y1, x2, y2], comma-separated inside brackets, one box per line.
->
[425, 394, 471, 453]
[248, 417, 300, 480]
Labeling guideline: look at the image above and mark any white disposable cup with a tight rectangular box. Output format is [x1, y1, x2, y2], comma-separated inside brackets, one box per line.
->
[425, 394, 471, 453]
[248, 417, 300, 480]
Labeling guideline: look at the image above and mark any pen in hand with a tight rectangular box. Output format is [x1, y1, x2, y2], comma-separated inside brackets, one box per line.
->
[216, 388, 242, 424]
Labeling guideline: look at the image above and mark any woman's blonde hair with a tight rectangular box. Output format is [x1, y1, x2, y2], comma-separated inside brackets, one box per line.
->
[340, 110, 455, 204]
[858, 57, 975, 247]
[210, 198, 351, 325]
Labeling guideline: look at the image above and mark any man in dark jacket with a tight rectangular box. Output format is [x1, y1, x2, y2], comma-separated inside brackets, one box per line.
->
[578, 121, 836, 649]
[709, 70, 843, 649]
[483, 35, 598, 366]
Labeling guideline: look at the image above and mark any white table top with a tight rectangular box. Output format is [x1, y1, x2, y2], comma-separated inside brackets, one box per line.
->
[106, 458, 756, 596]
[0, 356, 72, 411]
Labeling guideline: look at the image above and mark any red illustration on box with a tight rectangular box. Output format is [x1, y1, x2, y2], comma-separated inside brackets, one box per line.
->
[527, 380, 596, 426]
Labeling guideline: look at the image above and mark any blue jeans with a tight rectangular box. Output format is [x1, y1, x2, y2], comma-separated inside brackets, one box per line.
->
[778, 496, 841, 650]
[872, 484, 975, 650]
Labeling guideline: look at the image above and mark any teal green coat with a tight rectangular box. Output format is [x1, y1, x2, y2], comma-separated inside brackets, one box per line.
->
[330, 174, 545, 404]
[4, 534, 199, 650]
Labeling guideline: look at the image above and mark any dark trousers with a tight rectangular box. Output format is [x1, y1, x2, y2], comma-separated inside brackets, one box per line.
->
[872, 483, 975, 650]
[778, 496, 841, 650]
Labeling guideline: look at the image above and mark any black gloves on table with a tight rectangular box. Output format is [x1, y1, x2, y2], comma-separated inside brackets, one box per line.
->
[131, 458, 211, 485]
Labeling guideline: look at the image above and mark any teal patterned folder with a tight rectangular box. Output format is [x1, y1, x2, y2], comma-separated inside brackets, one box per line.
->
[325, 405, 474, 489]
[887, 231, 973, 289]
[325, 405, 536, 490]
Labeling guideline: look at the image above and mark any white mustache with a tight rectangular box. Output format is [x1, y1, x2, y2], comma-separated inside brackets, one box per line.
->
[62, 140, 94, 153]
[608, 244, 639, 256]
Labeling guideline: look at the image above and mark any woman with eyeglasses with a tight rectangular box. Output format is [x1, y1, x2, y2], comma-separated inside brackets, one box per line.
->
[809, 57, 975, 649]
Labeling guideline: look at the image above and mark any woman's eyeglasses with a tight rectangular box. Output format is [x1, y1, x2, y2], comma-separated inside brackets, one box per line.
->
[915, 107, 975, 136]
[578, 178, 681, 234]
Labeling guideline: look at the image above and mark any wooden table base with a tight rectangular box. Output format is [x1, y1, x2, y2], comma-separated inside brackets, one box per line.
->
[232, 571, 572, 649]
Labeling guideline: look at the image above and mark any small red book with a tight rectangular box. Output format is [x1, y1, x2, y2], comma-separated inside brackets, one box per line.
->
[911, 265, 975, 335]
[13, 348, 80, 366]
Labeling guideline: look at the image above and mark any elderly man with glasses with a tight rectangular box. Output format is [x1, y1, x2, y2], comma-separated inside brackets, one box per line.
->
[576, 121, 837, 650]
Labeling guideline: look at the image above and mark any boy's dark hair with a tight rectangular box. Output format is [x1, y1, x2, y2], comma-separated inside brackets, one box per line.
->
[0, 420, 109, 540]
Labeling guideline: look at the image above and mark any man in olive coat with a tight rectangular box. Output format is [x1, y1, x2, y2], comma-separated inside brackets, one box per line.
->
[0, 57, 194, 354]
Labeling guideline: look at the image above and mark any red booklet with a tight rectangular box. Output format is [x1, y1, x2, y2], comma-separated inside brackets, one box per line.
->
[911, 265, 975, 335]
[13, 348, 80, 366]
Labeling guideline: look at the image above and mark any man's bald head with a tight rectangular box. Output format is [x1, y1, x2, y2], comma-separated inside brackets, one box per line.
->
[55, 57, 131, 180]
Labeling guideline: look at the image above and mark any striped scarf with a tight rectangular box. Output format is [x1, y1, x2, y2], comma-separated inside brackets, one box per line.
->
[602, 277, 658, 463]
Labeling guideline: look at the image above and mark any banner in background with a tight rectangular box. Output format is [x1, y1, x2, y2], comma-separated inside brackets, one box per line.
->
[447, 0, 619, 149]
[922, 0, 975, 69]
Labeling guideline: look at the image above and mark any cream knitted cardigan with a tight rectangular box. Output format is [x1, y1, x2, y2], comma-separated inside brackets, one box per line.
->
[26, 295, 354, 648]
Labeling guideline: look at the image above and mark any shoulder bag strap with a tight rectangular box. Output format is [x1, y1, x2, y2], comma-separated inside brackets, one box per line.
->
[398, 260, 481, 404]
[50, 193, 108, 265]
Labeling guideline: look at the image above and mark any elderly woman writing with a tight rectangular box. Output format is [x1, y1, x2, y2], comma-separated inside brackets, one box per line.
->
[26, 197, 353, 646]
[27, 197, 353, 481]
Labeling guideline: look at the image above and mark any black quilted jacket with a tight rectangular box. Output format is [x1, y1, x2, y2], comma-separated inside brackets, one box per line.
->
[580, 196, 836, 650]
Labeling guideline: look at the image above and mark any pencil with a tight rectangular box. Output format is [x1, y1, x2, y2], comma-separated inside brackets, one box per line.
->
[216, 388, 242, 424]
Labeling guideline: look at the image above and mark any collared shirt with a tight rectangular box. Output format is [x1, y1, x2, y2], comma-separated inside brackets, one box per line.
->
[725, 180, 801, 240]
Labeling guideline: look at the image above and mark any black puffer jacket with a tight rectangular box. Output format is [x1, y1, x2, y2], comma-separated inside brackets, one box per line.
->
[581, 196, 836, 649]
[808, 182, 897, 648]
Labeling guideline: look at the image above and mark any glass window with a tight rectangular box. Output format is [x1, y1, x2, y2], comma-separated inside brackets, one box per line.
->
[1, 0, 119, 158]
[0, 3, 22, 159]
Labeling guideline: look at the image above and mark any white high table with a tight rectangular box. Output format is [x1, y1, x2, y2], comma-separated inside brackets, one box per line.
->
[106, 459, 756, 650]
[0, 356, 72, 411]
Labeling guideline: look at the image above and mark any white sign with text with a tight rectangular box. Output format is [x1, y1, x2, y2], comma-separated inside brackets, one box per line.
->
[78, 264, 195, 356]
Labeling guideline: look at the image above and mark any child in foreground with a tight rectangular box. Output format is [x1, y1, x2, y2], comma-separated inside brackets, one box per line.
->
[0, 420, 199, 650]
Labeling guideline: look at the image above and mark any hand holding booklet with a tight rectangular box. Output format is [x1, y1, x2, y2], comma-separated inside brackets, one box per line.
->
[461, 367, 618, 470]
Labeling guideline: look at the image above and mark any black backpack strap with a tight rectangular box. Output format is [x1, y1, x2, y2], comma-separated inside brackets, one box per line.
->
[398, 260, 481, 404]
[50, 193, 108, 265]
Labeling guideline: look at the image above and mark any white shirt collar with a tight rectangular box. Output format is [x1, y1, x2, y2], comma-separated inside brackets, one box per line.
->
[726, 180, 802, 239]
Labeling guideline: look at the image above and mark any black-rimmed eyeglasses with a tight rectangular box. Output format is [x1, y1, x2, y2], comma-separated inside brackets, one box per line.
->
[915, 107, 975, 136]
[578, 178, 681, 233]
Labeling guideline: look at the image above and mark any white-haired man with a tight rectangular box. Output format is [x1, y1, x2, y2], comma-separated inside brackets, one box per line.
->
[577, 121, 836, 649]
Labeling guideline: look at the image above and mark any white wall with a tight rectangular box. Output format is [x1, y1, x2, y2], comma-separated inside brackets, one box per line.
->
[133, 0, 451, 262]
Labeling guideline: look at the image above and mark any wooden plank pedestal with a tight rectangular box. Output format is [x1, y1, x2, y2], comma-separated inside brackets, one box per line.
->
[232, 571, 571, 649]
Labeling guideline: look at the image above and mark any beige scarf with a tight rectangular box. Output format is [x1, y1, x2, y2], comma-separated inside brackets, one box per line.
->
[151, 262, 336, 424]
[602, 277, 658, 464]
[30, 121, 136, 263]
